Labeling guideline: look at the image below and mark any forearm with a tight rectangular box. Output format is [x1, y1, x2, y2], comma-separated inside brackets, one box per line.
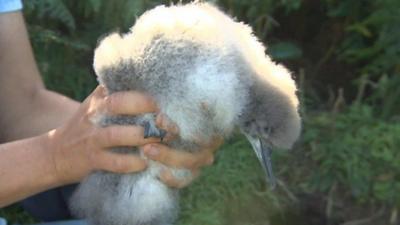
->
[26, 89, 79, 137]
[0, 132, 59, 207]
[0, 11, 79, 141]
[2, 89, 79, 141]
[0, 12, 44, 121]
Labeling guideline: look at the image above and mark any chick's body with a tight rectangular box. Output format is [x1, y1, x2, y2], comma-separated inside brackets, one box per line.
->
[70, 3, 300, 225]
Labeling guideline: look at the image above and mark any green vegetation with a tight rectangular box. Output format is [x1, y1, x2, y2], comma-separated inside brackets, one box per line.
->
[1, 0, 399, 224]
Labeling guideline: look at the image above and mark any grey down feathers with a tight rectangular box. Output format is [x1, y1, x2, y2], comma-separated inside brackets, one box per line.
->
[69, 2, 301, 225]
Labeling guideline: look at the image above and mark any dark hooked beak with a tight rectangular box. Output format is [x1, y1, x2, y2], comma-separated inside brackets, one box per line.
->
[244, 134, 276, 189]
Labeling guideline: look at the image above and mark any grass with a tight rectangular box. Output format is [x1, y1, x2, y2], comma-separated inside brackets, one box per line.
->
[0, 206, 36, 224]
[178, 137, 277, 225]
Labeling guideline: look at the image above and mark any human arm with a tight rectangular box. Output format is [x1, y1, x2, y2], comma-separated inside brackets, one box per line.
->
[0, 11, 221, 207]
[0, 11, 78, 141]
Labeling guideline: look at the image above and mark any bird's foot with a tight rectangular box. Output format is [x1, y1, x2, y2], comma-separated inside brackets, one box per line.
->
[143, 120, 167, 141]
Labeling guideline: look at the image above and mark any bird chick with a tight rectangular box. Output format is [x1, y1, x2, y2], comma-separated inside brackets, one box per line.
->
[69, 2, 301, 225]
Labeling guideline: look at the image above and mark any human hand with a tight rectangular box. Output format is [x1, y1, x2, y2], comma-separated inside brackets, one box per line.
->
[45, 86, 161, 185]
[143, 115, 223, 188]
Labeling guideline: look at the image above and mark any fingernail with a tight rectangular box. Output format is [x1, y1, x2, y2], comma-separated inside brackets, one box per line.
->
[145, 145, 159, 156]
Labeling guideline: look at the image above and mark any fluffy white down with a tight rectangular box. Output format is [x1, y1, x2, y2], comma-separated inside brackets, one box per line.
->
[93, 2, 297, 127]
[114, 175, 175, 224]
[75, 2, 301, 225]
[94, 4, 235, 76]
[185, 60, 243, 134]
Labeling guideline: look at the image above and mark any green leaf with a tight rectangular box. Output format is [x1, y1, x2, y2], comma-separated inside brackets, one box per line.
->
[346, 24, 373, 38]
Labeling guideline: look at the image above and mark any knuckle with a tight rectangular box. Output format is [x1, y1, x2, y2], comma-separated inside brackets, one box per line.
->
[104, 127, 118, 144]
[105, 95, 120, 113]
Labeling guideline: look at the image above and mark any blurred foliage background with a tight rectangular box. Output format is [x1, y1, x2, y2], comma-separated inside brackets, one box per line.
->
[1, 0, 400, 225]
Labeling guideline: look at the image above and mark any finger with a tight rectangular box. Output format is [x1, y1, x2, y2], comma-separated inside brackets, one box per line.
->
[92, 85, 108, 98]
[103, 91, 158, 115]
[159, 169, 199, 189]
[194, 135, 224, 152]
[155, 113, 179, 135]
[85, 86, 112, 120]
[96, 125, 161, 147]
[143, 144, 213, 169]
[95, 151, 147, 173]
[206, 136, 224, 153]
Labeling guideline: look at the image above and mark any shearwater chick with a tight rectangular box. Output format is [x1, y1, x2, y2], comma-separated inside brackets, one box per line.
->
[69, 2, 301, 225]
